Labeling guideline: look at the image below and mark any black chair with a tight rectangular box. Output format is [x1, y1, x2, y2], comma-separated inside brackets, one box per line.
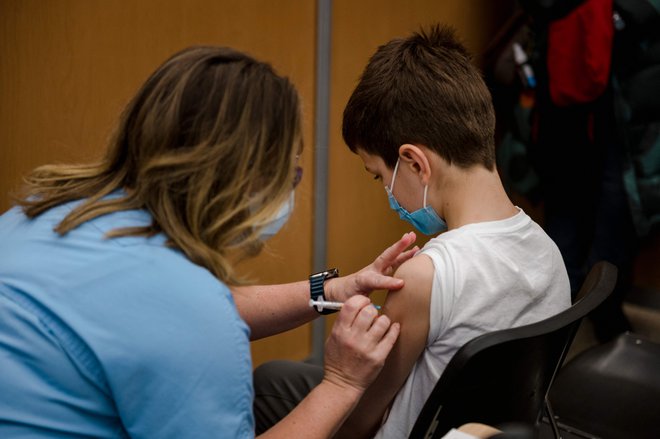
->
[408, 261, 618, 439]
[548, 332, 660, 439]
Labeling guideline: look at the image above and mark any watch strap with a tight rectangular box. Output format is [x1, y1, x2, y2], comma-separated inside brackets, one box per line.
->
[310, 268, 339, 314]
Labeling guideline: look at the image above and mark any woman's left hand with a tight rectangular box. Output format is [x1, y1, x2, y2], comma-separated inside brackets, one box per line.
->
[326, 231, 418, 302]
[323, 295, 400, 393]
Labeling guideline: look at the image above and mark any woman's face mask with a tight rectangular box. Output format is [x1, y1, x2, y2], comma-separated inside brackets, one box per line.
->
[256, 162, 302, 241]
[258, 191, 295, 241]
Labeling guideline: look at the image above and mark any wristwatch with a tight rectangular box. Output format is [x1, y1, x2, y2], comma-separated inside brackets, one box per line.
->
[309, 268, 339, 314]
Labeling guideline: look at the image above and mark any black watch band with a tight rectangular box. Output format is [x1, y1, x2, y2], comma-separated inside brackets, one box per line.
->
[310, 268, 339, 314]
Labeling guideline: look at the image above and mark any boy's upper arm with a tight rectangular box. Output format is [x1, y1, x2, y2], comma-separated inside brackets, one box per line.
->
[335, 254, 435, 438]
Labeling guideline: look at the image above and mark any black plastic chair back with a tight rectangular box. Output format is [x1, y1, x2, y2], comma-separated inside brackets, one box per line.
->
[408, 261, 618, 439]
[549, 331, 660, 439]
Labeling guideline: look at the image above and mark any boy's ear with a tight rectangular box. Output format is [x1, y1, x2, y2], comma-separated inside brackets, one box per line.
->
[398, 144, 432, 184]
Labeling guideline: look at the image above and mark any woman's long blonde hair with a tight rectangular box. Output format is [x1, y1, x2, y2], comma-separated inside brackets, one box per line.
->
[19, 46, 302, 284]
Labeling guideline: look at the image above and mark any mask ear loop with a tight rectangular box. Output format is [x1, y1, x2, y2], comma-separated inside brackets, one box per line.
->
[423, 185, 429, 208]
[389, 158, 401, 193]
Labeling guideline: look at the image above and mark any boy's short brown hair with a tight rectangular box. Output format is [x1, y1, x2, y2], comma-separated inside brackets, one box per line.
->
[342, 24, 496, 170]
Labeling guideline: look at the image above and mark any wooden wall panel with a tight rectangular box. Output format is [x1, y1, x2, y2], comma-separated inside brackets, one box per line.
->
[0, 0, 316, 367]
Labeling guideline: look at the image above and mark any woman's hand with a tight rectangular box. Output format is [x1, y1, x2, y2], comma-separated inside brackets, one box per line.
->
[326, 232, 418, 302]
[322, 295, 400, 394]
[257, 296, 400, 439]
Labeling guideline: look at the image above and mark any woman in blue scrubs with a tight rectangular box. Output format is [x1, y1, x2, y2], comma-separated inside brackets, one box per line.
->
[0, 46, 415, 438]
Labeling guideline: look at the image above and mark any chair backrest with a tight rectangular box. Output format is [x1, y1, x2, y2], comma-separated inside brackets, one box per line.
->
[408, 261, 618, 439]
[549, 332, 660, 439]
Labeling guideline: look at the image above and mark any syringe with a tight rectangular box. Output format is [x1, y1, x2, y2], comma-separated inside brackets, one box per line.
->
[309, 299, 381, 311]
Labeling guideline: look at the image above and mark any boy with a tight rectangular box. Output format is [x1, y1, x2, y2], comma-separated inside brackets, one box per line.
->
[253, 25, 570, 438]
[334, 24, 570, 438]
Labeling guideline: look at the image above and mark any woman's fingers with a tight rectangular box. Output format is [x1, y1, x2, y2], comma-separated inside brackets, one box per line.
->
[334, 294, 371, 326]
[371, 232, 417, 272]
[351, 302, 379, 330]
[370, 318, 400, 360]
[392, 245, 420, 272]
[323, 296, 400, 392]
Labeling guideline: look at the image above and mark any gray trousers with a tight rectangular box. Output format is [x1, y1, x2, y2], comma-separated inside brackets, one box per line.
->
[253, 360, 324, 434]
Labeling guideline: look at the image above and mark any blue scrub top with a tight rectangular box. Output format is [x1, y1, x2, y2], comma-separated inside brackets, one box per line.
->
[0, 200, 254, 438]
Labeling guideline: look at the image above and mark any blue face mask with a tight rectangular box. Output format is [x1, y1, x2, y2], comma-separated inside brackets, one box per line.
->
[386, 159, 447, 235]
[259, 192, 295, 241]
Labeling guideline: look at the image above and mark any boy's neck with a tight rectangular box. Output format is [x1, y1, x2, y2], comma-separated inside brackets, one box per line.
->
[431, 165, 518, 230]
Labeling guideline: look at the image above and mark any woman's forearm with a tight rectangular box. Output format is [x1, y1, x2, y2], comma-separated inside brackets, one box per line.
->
[257, 379, 363, 439]
[231, 281, 319, 340]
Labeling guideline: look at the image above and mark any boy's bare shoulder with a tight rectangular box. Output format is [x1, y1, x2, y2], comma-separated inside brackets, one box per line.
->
[384, 253, 435, 319]
[394, 252, 435, 287]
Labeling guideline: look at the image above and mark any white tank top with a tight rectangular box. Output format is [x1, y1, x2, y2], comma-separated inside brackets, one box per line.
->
[375, 209, 571, 438]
